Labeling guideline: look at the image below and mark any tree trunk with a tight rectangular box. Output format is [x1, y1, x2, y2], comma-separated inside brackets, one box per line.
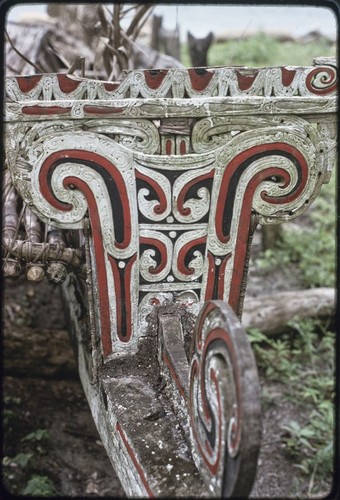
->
[151, 14, 162, 51]
[261, 225, 283, 250]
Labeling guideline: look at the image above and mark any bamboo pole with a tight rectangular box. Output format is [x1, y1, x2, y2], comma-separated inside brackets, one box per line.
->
[2, 170, 22, 278]
[24, 206, 45, 281]
[2, 238, 84, 269]
[3, 170, 18, 241]
[24, 206, 42, 244]
[46, 225, 68, 283]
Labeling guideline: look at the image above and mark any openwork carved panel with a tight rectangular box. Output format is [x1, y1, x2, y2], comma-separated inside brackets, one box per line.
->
[5, 59, 337, 361]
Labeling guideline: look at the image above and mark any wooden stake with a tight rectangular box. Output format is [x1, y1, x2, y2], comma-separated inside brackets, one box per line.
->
[24, 206, 41, 244]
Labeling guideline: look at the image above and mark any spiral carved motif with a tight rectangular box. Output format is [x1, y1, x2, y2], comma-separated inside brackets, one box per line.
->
[305, 65, 337, 95]
[28, 133, 139, 357]
[189, 300, 261, 497]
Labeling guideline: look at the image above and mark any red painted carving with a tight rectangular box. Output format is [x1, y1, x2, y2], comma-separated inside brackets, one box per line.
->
[40, 150, 132, 248]
[109, 254, 137, 343]
[281, 67, 297, 87]
[22, 105, 72, 115]
[188, 68, 215, 91]
[16, 74, 42, 92]
[103, 82, 120, 92]
[66, 175, 114, 356]
[189, 300, 261, 496]
[179, 140, 187, 155]
[57, 74, 82, 93]
[165, 139, 173, 155]
[140, 237, 168, 275]
[135, 170, 168, 216]
[177, 236, 206, 276]
[83, 105, 125, 114]
[4, 57, 336, 497]
[144, 69, 168, 89]
[236, 70, 259, 91]
[306, 66, 337, 95]
[177, 169, 214, 216]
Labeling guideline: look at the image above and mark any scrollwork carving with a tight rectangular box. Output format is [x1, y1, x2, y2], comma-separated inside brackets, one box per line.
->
[139, 230, 172, 282]
[5, 60, 337, 107]
[173, 229, 207, 282]
[135, 166, 171, 222]
[83, 118, 160, 154]
[304, 64, 337, 95]
[4, 60, 336, 362]
[189, 300, 261, 497]
[173, 166, 214, 223]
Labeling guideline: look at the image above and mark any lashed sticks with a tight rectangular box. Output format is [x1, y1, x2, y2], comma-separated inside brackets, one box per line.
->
[2, 172, 84, 281]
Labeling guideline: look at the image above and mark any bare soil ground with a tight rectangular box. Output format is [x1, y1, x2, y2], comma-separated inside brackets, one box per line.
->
[2, 278, 125, 498]
[1, 227, 333, 498]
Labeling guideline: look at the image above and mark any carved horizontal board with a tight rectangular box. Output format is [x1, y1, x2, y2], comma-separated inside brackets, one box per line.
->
[5, 60, 337, 123]
[6, 59, 337, 99]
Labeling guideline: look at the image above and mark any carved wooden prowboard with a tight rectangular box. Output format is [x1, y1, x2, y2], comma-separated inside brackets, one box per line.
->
[4, 58, 337, 497]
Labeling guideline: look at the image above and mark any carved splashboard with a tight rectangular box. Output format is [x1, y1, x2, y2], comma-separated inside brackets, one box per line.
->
[5, 60, 337, 361]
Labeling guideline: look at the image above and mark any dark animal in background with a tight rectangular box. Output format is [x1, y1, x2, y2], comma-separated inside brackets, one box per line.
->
[187, 31, 214, 67]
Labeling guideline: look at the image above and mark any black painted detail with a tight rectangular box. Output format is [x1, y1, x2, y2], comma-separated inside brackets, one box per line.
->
[48, 158, 126, 245]
[221, 150, 301, 239]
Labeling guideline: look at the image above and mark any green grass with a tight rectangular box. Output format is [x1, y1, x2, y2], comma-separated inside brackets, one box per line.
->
[249, 319, 334, 496]
[249, 138, 336, 496]
[23, 475, 58, 497]
[181, 32, 336, 67]
[2, 417, 58, 496]
[257, 173, 336, 289]
[248, 169, 336, 495]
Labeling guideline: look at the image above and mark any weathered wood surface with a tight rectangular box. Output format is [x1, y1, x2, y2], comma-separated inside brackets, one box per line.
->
[243, 288, 335, 335]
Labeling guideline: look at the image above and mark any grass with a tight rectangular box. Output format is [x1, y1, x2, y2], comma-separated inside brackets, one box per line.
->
[248, 320, 334, 496]
[249, 119, 336, 497]
[2, 412, 58, 496]
[248, 163, 336, 495]
[181, 32, 336, 67]
[23, 475, 58, 496]
[256, 173, 336, 289]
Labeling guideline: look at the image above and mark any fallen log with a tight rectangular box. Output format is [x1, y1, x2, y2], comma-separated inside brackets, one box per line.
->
[243, 287, 335, 336]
